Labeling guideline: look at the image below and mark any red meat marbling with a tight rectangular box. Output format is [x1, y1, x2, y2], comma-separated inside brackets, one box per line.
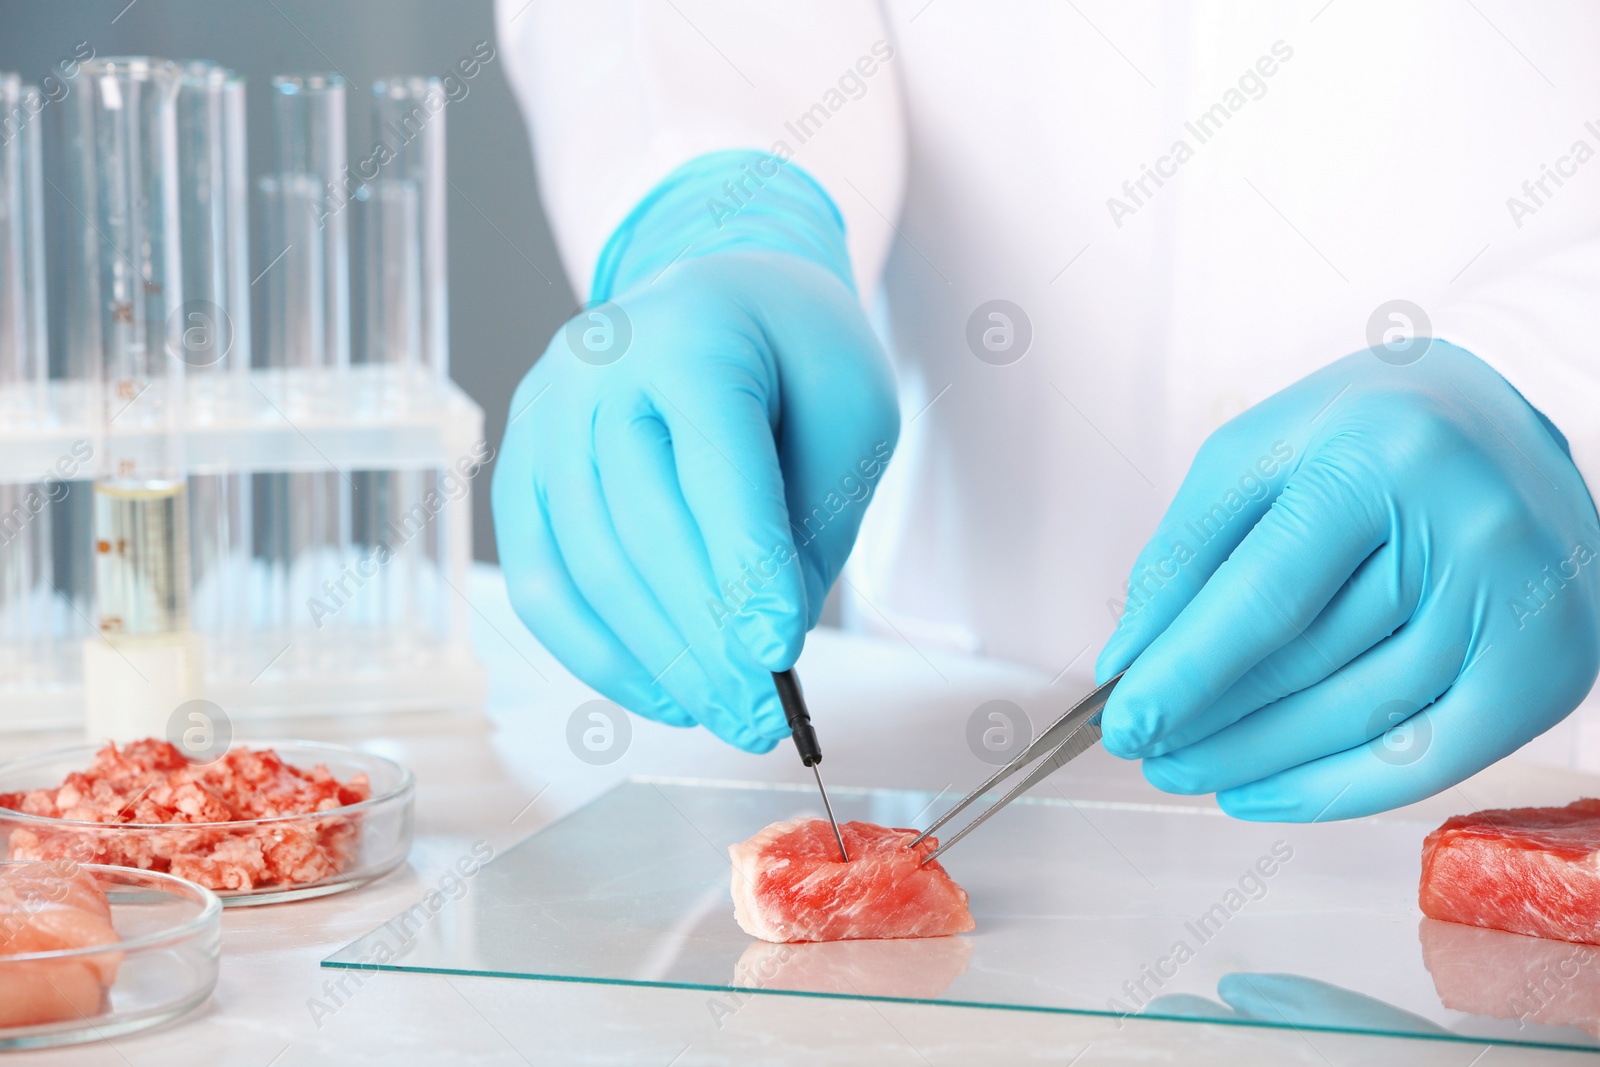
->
[1420, 798, 1600, 945]
[730, 818, 974, 944]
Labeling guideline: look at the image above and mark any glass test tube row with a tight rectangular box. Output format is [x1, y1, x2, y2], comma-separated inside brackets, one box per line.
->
[0, 59, 454, 708]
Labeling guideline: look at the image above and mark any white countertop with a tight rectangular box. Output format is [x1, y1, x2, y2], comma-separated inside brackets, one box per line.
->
[7, 563, 1600, 1066]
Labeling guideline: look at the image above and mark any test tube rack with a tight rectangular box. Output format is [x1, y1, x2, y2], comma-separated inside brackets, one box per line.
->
[0, 367, 488, 730]
[0, 60, 487, 733]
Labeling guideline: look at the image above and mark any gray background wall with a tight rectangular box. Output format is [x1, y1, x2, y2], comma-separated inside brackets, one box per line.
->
[0, 0, 577, 562]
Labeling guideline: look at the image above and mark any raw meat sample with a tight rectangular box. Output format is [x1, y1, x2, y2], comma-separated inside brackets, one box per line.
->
[0, 740, 371, 892]
[729, 818, 974, 943]
[1419, 798, 1600, 945]
[1420, 917, 1600, 1038]
[0, 862, 121, 1028]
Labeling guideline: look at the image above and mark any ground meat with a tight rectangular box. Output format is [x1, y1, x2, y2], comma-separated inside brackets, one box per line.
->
[0, 741, 371, 893]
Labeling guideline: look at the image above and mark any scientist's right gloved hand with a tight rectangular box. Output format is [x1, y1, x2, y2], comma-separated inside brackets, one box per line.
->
[492, 151, 899, 753]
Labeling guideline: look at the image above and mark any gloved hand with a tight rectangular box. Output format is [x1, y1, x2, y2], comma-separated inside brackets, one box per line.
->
[492, 151, 899, 752]
[1097, 341, 1600, 819]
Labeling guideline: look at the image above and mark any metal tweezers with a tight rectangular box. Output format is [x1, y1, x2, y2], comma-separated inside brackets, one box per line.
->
[908, 670, 1125, 864]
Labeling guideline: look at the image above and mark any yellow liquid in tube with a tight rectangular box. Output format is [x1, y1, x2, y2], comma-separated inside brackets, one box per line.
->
[83, 480, 202, 743]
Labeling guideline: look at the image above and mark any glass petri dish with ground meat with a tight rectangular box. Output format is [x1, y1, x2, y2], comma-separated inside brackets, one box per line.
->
[0, 740, 414, 906]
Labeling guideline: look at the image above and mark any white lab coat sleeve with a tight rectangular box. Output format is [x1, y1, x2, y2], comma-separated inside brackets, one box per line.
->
[1433, 225, 1600, 511]
[494, 0, 906, 304]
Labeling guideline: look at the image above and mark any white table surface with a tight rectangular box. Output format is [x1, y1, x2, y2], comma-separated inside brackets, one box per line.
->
[6, 563, 1600, 1066]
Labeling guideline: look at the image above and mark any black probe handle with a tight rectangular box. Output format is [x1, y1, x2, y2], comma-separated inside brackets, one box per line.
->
[773, 669, 822, 768]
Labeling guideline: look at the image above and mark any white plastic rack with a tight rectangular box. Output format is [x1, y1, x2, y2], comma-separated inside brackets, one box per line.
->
[0, 368, 487, 731]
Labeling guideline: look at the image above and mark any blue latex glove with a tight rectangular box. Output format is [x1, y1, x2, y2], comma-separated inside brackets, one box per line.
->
[1097, 341, 1600, 819]
[492, 151, 899, 752]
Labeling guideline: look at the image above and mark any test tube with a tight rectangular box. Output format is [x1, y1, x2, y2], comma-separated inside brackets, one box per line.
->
[176, 62, 251, 645]
[351, 178, 423, 632]
[67, 57, 188, 588]
[270, 73, 348, 369]
[358, 178, 421, 376]
[0, 74, 47, 420]
[258, 173, 327, 375]
[0, 75, 52, 687]
[175, 62, 248, 379]
[259, 74, 351, 637]
[63, 57, 200, 739]
[370, 75, 447, 381]
[352, 77, 454, 639]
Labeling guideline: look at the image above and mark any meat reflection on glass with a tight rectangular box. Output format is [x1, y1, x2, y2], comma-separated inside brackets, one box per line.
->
[732, 935, 975, 999]
[1420, 917, 1600, 1039]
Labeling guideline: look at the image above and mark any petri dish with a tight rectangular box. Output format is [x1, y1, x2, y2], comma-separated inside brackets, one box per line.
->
[0, 740, 414, 905]
[0, 861, 221, 1050]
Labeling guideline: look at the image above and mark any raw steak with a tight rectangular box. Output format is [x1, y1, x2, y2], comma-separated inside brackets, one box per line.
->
[729, 818, 974, 943]
[1420, 798, 1600, 944]
[0, 862, 121, 1028]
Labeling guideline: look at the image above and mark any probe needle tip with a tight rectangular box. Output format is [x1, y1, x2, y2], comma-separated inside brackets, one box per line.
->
[812, 763, 849, 863]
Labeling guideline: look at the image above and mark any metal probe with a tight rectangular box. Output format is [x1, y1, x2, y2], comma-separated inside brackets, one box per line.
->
[772, 669, 849, 862]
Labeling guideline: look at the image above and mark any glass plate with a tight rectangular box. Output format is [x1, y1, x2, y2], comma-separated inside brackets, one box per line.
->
[324, 778, 1600, 1053]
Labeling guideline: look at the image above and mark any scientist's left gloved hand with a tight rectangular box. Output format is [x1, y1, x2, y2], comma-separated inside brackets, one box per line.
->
[1096, 341, 1600, 820]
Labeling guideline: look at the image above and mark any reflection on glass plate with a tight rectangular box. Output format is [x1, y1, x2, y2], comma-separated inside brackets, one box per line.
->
[734, 935, 974, 999]
[1421, 918, 1600, 1041]
[324, 778, 1600, 1053]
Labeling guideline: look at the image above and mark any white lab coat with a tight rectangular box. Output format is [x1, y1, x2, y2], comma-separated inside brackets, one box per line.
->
[495, 1, 1600, 697]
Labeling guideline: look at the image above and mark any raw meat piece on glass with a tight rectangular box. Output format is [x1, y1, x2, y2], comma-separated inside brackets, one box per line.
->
[1420, 798, 1600, 945]
[730, 818, 974, 943]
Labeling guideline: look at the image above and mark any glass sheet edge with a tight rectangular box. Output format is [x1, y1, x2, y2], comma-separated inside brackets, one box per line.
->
[316, 958, 1600, 1055]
